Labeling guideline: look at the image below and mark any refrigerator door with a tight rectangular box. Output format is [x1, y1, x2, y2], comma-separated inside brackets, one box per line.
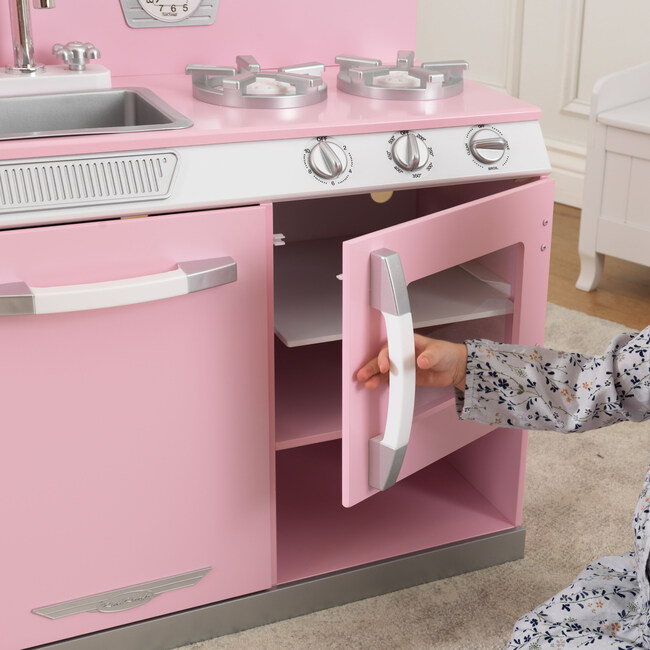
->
[0, 206, 274, 649]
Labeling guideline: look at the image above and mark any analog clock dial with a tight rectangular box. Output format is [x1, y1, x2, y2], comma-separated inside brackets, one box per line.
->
[137, 0, 202, 23]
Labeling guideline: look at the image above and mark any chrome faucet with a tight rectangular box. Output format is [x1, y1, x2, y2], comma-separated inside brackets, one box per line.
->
[7, 0, 55, 74]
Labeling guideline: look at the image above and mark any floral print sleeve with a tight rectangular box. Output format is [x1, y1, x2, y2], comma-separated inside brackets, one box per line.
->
[457, 326, 650, 433]
[454, 326, 650, 648]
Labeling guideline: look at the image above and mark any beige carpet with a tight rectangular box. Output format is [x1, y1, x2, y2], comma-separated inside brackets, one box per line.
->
[179, 304, 650, 650]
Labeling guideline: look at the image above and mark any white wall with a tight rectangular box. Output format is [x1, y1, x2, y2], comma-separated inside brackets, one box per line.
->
[417, 0, 650, 207]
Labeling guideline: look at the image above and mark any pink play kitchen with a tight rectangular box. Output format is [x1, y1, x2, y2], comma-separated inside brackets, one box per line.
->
[0, 1, 554, 648]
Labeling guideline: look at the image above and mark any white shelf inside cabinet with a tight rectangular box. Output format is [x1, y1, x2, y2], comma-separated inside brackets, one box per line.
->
[274, 237, 344, 348]
[274, 238, 514, 348]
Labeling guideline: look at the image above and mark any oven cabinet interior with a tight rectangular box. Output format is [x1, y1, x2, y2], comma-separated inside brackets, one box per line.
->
[273, 178, 554, 584]
[0, 207, 274, 650]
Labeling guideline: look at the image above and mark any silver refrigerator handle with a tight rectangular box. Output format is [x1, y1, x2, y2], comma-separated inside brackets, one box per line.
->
[0, 257, 237, 316]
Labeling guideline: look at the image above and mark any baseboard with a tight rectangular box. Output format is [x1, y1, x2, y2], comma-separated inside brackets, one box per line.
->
[32, 527, 526, 650]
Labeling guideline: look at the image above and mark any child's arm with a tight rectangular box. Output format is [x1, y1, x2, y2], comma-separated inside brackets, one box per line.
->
[356, 326, 650, 433]
[459, 327, 650, 433]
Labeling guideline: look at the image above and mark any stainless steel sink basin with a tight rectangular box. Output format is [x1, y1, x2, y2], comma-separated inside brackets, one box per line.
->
[0, 87, 193, 140]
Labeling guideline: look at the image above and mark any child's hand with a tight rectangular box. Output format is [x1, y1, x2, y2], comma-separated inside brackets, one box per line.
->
[356, 334, 467, 392]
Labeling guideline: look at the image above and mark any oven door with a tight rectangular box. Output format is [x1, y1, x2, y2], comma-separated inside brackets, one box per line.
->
[0, 206, 274, 650]
[342, 178, 555, 507]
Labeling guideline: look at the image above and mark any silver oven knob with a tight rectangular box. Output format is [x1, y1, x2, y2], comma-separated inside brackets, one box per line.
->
[469, 128, 508, 164]
[308, 141, 347, 179]
[392, 133, 430, 171]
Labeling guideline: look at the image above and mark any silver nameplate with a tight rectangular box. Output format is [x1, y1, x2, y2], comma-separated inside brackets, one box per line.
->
[32, 567, 211, 619]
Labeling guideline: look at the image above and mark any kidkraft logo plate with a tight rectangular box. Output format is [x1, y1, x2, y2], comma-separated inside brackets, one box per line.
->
[96, 589, 156, 613]
[32, 567, 211, 619]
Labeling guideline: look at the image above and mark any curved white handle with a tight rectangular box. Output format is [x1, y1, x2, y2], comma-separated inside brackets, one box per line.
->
[368, 249, 416, 491]
[0, 257, 236, 316]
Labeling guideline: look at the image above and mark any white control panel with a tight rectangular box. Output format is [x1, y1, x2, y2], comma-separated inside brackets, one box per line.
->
[288, 120, 545, 193]
[0, 121, 550, 228]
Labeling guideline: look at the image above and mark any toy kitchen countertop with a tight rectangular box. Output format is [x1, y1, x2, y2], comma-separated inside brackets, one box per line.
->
[0, 64, 550, 230]
[0, 67, 542, 162]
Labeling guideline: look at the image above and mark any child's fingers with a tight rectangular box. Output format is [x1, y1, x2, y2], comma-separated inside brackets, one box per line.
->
[356, 358, 380, 382]
[416, 340, 440, 370]
[377, 344, 390, 374]
[363, 372, 388, 390]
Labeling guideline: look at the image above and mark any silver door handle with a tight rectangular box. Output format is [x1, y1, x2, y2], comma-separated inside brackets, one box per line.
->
[0, 257, 236, 316]
[368, 249, 416, 491]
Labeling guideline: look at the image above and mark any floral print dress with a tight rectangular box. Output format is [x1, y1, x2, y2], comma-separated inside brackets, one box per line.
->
[457, 326, 650, 648]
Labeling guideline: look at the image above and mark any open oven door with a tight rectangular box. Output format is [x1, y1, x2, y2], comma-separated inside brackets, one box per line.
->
[341, 178, 555, 507]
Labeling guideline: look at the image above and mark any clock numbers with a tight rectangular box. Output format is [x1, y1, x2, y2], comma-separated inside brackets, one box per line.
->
[138, 0, 201, 22]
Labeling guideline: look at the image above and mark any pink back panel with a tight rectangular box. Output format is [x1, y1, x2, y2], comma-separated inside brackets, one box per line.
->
[0, 206, 275, 649]
[0, 0, 417, 76]
[448, 427, 528, 527]
[342, 178, 555, 507]
[276, 441, 516, 583]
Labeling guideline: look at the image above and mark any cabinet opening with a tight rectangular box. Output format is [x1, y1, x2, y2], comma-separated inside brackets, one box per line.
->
[275, 433, 522, 585]
[275, 338, 342, 450]
[274, 242, 521, 450]
[274, 241, 514, 348]
[272, 179, 528, 245]
[273, 184, 521, 349]
[274, 312, 512, 450]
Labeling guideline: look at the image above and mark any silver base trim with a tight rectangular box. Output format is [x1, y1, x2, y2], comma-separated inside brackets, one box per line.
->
[34, 528, 524, 650]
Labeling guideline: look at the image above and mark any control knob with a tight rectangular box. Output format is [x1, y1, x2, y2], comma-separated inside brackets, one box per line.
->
[308, 141, 347, 180]
[391, 132, 430, 171]
[469, 128, 508, 164]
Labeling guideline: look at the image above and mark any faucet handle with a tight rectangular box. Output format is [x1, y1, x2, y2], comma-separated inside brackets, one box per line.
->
[52, 41, 100, 72]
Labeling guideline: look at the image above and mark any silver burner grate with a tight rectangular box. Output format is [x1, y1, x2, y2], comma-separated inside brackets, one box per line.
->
[336, 50, 468, 100]
[186, 56, 327, 108]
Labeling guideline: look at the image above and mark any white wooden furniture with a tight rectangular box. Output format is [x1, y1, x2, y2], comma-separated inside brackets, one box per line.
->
[577, 61, 650, 291]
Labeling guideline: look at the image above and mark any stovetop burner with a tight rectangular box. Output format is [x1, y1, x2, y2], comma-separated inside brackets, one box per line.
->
[185, 56, 328, 108]
[336, 51, 468, 100]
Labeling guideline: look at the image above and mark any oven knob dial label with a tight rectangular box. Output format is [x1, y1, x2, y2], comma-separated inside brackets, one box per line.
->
[304, 138, 352, 185]
[466, 126, 510, 168]
[387, 132, 433, 177]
